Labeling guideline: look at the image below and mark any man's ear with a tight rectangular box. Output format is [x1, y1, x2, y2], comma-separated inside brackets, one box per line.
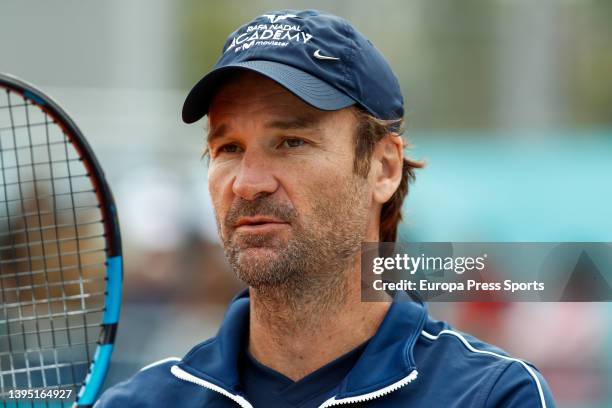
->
[372, 134, 404, 204]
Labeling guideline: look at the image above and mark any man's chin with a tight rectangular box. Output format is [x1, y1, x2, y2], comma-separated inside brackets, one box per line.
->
[232, 248, 296, 288]
[235, 246, 289, 266]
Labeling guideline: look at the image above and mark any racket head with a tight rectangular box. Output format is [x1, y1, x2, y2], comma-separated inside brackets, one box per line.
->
[0, 73, 122, 407]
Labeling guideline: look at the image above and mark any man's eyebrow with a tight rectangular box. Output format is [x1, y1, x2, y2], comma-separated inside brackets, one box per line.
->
[264, 116, 323, 131]
[207, 116, 323, 145]
[207, 124, 228, 145]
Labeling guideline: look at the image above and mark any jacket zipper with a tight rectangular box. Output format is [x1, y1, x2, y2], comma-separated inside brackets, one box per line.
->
[170, 365, 254, 408]
[318, 370, 418, 407]
[171, 365, 418, 408]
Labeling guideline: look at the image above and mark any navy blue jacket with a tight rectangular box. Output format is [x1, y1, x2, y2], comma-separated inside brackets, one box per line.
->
[97, 291, 556, 407]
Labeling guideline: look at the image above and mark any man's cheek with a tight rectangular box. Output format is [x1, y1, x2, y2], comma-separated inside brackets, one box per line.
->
[210, 198, 229, 241]
[209, 174, 229, 214]
[306, 176, 349, 204]
[208, 163, 234, 198]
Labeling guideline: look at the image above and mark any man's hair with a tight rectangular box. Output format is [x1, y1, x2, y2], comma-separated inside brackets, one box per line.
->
[351, 107, 423, 242]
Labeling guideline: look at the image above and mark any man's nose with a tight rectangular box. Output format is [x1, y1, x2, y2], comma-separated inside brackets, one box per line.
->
[232, 152, 279, 200]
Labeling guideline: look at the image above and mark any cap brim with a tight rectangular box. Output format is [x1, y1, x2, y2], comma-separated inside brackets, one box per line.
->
[182, 60, 356, 124]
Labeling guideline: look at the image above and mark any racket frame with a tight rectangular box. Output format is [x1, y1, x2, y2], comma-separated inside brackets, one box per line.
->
[0, 73, 123, 408]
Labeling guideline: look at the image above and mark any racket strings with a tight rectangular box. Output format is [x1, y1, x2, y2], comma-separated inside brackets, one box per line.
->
[0, 219, 104, 238]
[0, 206, 102, 224]
[0, 121, 55, 134]
[0, 263, 104, 282]
[0, 88, 108, 405]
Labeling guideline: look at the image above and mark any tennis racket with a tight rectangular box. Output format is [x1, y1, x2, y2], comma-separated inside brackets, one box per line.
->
[0, 73, 122, 407]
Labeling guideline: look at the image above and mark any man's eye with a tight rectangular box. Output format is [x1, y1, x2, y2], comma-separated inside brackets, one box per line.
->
[217, 144, 241, 154]
[281, 138, 306, 148]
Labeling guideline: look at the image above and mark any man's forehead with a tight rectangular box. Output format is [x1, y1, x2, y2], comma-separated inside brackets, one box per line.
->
[209, 72, 323, 120]
[212, 71, 295, 103]
[207, 114, 325, 144]
[209, 73, 336, 125]
[206, 71, 359, 142]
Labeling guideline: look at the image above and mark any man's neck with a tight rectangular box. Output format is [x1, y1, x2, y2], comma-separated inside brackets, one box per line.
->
[247, 263, 391, 381]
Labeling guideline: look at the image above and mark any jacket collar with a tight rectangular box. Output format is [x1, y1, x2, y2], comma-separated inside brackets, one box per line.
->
[178, 289, 427, 397]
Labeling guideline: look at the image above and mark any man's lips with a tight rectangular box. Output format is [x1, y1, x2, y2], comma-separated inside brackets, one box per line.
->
[234, 216, 290, 232]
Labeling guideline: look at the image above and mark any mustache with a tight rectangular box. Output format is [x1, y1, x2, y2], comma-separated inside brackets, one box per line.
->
[224, 196, 298, 230]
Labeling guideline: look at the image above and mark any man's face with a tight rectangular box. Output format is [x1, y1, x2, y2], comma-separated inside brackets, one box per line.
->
[207, 72, 373, 290]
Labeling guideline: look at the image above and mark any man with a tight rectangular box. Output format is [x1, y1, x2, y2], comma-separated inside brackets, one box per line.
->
[97, 9, 555, 407]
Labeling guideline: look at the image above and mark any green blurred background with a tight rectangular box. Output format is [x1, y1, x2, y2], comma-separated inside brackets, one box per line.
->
[2, 0, 612, 406]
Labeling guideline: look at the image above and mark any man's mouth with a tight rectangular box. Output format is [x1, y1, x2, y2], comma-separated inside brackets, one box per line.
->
[234, 216, 289, 232]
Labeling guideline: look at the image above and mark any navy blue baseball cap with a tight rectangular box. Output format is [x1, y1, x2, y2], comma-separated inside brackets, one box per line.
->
[182, 9, 404, 124]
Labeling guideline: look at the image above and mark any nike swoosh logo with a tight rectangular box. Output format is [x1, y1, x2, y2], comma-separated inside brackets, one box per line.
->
[313, 49, 340, 61]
